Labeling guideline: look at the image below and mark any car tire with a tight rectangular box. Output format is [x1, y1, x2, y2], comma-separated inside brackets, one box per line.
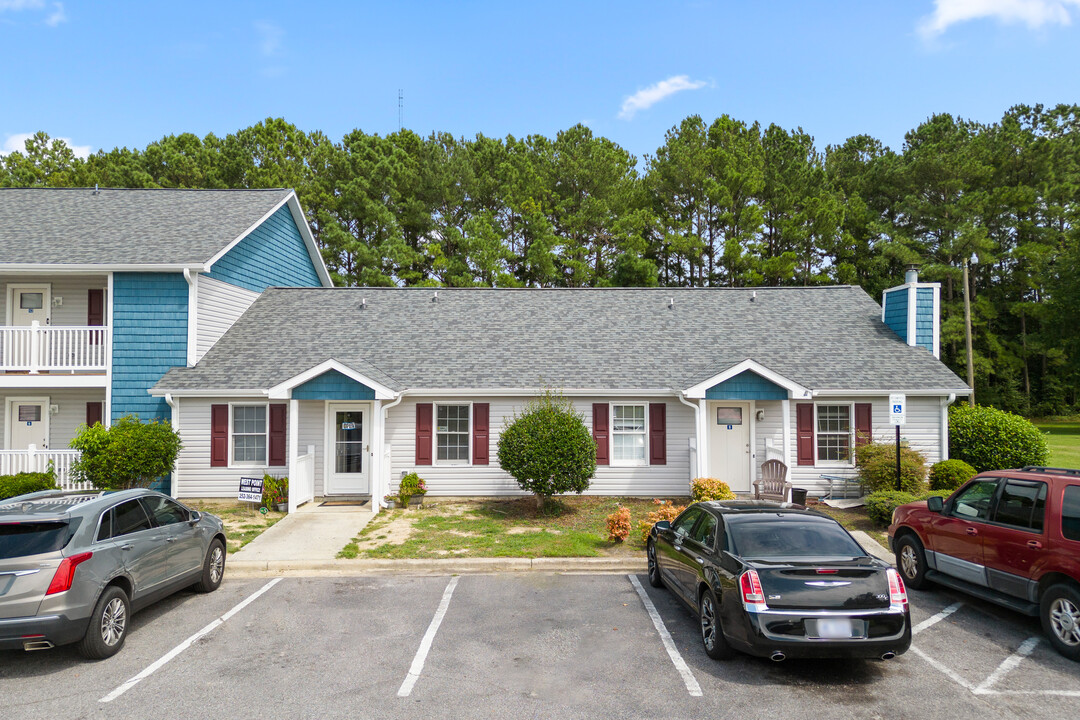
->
[1041, 583, 1080, 661]
[700, 588, 735, 660]
[78, 585, 129, 659]
[647, 540, 663, 589]
[894, 535, 929, 591]
[192, 539, 226, 593]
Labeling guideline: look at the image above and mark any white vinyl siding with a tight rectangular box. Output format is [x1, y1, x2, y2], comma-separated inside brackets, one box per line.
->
[194, 275, 260, 362]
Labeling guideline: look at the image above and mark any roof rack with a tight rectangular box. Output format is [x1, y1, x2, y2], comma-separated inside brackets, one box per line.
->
[1020, 466, 1080, 477]
[0, 489, 106, 506]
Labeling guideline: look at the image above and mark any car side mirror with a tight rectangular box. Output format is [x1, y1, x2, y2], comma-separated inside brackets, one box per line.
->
[926, 496, 944, 513]
[654, 520, 671, 531]
[188, 510, 201, 524]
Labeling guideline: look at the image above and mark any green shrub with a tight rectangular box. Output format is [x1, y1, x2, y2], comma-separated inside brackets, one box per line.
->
[691, 478, 736, 502]
[949, 404, 1049, 472]
[856, 440, 928, 494]
[0, 472, 58, 500]
[262, 474, 289, 509]
[865, 490, 917, 526]
[396, 472, 427, 506]
[497, 389, 596, 508]
[929, 459, 977, 491]
[69, 415, 182, 490]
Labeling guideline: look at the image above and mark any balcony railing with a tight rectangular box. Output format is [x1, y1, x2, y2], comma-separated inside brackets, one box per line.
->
[0, 448, 85, 491]
[0, 323, 109, 372]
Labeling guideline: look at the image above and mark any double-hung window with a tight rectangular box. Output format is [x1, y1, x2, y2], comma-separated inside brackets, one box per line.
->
[232, 405, 267, 465]
[612, 404, 647, 465]
[816, 404, 852, 464]
[436, 404, 470, 463]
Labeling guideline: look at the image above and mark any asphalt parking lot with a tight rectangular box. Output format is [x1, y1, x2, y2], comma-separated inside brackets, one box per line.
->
[2, 573, 1079, 719]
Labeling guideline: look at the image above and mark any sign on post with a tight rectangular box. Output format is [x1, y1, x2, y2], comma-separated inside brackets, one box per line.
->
[889, 394, 906, 426]
[238, 476, 264, 503]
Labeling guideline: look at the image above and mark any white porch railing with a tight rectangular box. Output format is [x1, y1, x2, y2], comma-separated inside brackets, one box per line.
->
[764, 438, 785, 462]
[0, 449, 87, 491]
[0, 323, 109, 372]
[289, 448, 315, 513]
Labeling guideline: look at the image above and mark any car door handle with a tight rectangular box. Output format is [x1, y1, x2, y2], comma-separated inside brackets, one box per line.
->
[674, 545, 682, 552]
[966, 527, 978, 536]
[1028, 540, 1043, 549]
[695, 557, 705, 565]
[166, 537, 177, 543]
[120, 544, 133, 551]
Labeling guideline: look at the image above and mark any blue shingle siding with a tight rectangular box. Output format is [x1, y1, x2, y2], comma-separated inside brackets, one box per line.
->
[915, 287, 935, 352]
[111, 272, 188, 422]
[883, 288, 908, 342]
[206, 204, 321, 292]
[705, 370, 787, 400]
[292, 370, 376, 400]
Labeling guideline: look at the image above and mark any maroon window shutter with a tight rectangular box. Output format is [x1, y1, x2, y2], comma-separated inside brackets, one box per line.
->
[854, 403, 873, 447]
[416, 403, 433, 465]
[86, 402, 103, 427]
[268, 404, 287, 466]
[88, 289, 104, 345]
[472, 403, 490, 465]
[211, 404, 229, 467]
[649, 403, 667, 465]
[796, 403, 815, 466]
[592, 403, 610, 465]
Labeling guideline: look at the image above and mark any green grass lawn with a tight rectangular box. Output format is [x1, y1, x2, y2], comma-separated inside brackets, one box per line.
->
[1034, 420, 1080, 469]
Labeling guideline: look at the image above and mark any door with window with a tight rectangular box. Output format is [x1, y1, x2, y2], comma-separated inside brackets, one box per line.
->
[982, 479, 1047, 598]
[928, 478, 1000, 586]
[326, 403, 370, 494]
[7, 399, 49, 450]
[6, 285, 50, 367]
[707, 402, 751, 492]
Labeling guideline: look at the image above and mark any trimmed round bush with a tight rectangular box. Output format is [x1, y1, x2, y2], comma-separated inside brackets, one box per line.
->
[691, 478, 736, 502]
[856, 441, 928, 494]
[948, 404, 1049, 472]
[865, 490, 916, 526]
[929, 459, 977, 492]
[0, 471, 58, 500]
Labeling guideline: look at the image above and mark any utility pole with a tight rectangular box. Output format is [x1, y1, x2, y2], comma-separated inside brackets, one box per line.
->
[963, 259, 975, 407]
[398, 89, 404, 132]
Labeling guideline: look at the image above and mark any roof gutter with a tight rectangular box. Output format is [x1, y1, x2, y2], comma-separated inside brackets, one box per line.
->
[0, 263, 208, 273]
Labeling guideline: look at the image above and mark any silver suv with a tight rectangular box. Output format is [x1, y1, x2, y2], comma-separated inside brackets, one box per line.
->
[0, 489, 226, 658]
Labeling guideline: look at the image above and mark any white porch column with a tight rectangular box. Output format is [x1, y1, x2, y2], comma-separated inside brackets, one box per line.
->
[288, 398, 299, 513]
[782, 398, 792, 467]
[104, 272, 114, 427]
[370, 399, 383, 511]
[697, 399, 708, 480]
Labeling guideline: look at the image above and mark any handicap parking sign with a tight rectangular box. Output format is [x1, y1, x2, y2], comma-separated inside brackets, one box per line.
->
[889, 394, 906, 425]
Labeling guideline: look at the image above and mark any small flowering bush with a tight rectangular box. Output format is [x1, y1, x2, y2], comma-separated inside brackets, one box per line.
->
[606, 506, 632, 542]
[396, 472, 427, 507]
[691, 477, 736, 502]
[638, 499, 687, 544]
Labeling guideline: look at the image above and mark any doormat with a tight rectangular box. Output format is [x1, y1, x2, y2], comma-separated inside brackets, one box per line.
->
[319, 500, 370, 507]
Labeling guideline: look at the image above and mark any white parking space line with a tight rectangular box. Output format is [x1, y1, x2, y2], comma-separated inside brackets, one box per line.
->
[973, 636, 1041, 694]
[628, 574, 703, 698]
[99, 578, 283, 704]
[912, 601, 964, 635]
[397, 576, 459, 698]
[909, 646, 974, 690]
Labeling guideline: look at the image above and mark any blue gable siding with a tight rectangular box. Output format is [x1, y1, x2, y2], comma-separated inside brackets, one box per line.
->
[292, 370, 375, 400]
[915, 287, 934, 352]
[206, 204, 322, 292]
[883, 287, 908, 342]
[705, 371, 787, 400]
[111, 273, 188, 423]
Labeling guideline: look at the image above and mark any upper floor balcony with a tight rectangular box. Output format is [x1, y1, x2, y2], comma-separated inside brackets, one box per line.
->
[1, 322, 110, 372]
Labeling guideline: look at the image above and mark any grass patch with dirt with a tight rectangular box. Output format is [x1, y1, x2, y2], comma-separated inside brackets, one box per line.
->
[187, 501, 284, 555]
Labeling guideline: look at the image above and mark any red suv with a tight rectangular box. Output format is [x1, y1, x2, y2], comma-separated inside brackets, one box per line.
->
[889, 466, 1080, 660]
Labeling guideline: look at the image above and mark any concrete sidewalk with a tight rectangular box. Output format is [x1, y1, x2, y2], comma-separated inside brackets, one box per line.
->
[231, 499, 375, 566]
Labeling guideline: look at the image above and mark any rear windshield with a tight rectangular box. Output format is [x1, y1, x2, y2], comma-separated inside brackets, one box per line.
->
[0, 522, 72, 559]
[729, 519, 865, 559]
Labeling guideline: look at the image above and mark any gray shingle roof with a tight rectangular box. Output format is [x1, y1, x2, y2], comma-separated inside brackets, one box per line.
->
[156, 286, 969, 394]
[0, 188, 293, 265]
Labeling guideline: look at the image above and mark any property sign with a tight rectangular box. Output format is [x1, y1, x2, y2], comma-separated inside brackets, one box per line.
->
[238, 476, 264, 503]
[889, 394, 906, 426]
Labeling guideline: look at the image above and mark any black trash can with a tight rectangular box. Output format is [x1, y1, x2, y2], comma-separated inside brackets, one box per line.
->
[791, 488, 808, 506]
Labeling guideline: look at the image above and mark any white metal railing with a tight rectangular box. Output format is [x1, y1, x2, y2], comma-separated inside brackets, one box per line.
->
[0, 323, 109, 372]
[0, 448, 87, 491]
[289, 448, 315, 513]
[764, 438, 785, 462]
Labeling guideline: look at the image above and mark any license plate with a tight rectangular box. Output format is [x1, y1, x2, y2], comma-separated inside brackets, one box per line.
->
[813, 618, 855, 639]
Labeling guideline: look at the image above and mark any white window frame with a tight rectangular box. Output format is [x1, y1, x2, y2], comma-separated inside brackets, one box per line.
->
[814, 402, 855, 467]
[229, 402, 269, 468]
[434, 402, 472, 466]
[610, 403, 648, 467]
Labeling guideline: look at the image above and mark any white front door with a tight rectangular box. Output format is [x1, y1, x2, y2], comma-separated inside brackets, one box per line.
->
[707, 402, 751, 492]
[9, 285, 51, 327]
[326, 403, 370, 494]
[7, 399, 49, 450]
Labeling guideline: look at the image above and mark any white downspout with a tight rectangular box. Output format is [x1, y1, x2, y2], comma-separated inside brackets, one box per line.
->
[164, 393, 179, 497]
[940, 393, 955, 462]
[183, 268, 198, 367]
[378, 393, 405, 509]
[677, 392, 702, 484]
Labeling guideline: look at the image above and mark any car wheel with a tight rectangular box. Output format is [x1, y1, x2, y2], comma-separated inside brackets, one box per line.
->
[895, 535, 929, 590]
[647, 541, 663, 588]
[78, 585, 129, 659]
[193, 539, 226, 593]
[1041, 583, 1080, 661]
[700, 588, 735, 660]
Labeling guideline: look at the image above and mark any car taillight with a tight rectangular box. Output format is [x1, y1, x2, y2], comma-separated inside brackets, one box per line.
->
[45, 552, 92, 595]
[886, 568, 908, 609]
[739, 569, 768, 612]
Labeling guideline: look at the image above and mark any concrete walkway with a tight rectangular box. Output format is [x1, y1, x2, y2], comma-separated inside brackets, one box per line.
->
[231, 499, 375, 566]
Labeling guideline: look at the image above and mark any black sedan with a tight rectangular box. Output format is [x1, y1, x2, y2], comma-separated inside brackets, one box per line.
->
[646, 500, 911, 661]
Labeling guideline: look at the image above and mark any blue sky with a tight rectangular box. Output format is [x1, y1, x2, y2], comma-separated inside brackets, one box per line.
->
[2, 0, 1079, 163]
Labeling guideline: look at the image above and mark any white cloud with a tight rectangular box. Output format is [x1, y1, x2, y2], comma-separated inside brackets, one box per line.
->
[919, 0, 1080, 37]
[45, 2, 65, 26]
[255, 20, 283, 56]
[618, 75, 708, 120]
[1, 132, 92, 159]
[0, 0, 65, 25]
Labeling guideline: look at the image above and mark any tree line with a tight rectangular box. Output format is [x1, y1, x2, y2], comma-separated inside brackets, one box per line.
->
[3, 106, 1078, 415]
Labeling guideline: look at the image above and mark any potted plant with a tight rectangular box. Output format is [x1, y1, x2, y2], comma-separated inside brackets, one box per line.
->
[397, 472, 427, 509]
[383, 493, 398, 509]
[262, 473, 289, 512]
